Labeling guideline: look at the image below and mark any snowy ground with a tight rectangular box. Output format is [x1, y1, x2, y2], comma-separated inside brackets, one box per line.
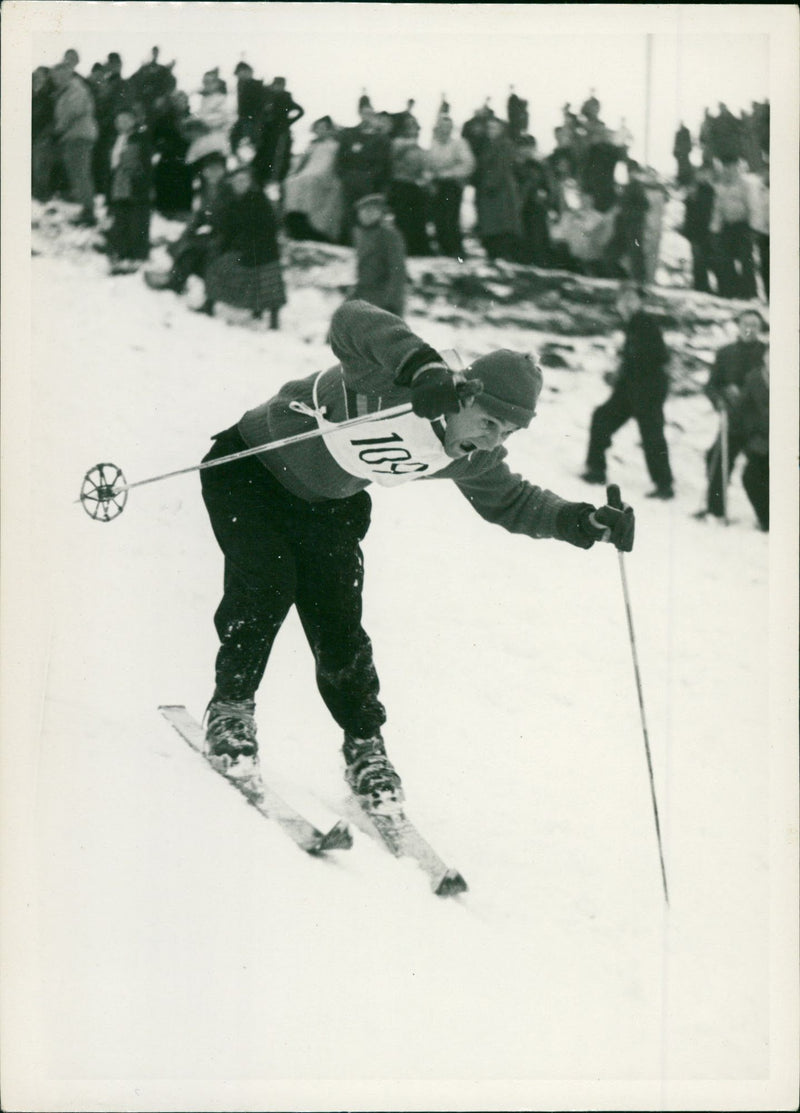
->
[2, 207, 796, 1112]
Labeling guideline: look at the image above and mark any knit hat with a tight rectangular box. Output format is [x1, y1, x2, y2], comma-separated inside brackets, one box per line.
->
[464, 350, 542, 428]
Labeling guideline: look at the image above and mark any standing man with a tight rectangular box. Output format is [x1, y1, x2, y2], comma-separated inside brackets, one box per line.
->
[695, 309, 767, 521]
[50, 61, 99, 226]
[198, 299, 635, 801]
[582, 284, 674, 499]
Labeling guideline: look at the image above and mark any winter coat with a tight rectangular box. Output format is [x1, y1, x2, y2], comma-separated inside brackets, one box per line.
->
[109, 130, 152, 204]
[680, 180, 715, 243]
[425, 135, 475, 182]
[53, 75, 98, 143]
[474, 135, 522, 237]
[32, 84, 55, 139]
[236, 299, 596, 549]
[616, 310, 670, 405]
[705, 339, 767, 414]
[352, 221, 407, 316]
[210, 188, 281, 266]
[390, 137, 428, 185]
[283, 136, 344, 241]
[334, 125, 392, 200]
[710, 175, 750, 231]
[735, 364, 769, 456]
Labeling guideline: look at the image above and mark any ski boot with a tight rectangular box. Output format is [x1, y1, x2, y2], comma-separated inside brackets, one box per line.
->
[343, 731, 404, 814]
[205, 698, 261, 790]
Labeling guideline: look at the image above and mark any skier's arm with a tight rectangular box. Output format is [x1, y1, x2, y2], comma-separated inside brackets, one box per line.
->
[454, 456, 634, 550]
[328, 299, 442, 390]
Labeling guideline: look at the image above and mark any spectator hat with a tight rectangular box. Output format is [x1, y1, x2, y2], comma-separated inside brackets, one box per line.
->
[464, 351, 542, 428]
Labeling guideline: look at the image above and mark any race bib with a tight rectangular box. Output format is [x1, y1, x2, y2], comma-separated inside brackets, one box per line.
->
[321, 409, 451, 487]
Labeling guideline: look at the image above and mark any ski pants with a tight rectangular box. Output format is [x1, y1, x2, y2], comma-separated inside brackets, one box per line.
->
[200, 427, 386, 738]
[586, 385, 673, 490]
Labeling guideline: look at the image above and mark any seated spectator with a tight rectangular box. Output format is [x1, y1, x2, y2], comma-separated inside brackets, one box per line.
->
[283, 116, 344, 243]
[199, 161, 286, 328]
[145, 151, 229, 294]
[550, 191, 615, 276]
[349, 193, 407, 317]
[106, 108, 152, 274]
[388, 115, 431, 256]
[426, 112, 474, 258]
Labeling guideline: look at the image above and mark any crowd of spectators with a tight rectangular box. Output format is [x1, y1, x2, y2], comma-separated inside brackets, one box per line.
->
[32, 47, 770, 320]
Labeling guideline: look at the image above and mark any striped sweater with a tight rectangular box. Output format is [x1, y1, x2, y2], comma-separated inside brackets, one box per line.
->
[238, 300, 596, 546]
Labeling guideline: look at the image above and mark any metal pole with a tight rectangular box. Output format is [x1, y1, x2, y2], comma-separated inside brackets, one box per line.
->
[75, 402, 413, 502]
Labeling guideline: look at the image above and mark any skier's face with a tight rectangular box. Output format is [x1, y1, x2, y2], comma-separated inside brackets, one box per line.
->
[442, 400, 518, 458]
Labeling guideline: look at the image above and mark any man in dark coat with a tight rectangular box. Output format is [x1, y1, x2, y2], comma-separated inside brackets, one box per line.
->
[582, 284, 674, 499]
[695, 309, 767, 520]
[673, 123, 693, 186]
[334, 106, 392, 240]
[680, 166, 716, 293]
[735, 348, 769, 530]
[251, 76, 304, 187]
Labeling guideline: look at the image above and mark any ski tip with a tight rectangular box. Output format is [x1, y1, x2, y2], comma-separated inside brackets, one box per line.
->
[434, 869, 468, 898]
[308, 819, 354, 855]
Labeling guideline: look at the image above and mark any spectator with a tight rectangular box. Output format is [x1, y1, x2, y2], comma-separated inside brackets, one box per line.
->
[673, 122, 693, 186]
[426, 112, 475, 258]
[128, 46, 176, 125]
[50, 61, 98, 226]
[745, 164, 769, 300]
[710, 158, 756, 299]
[145, 151, 229, 294]
[335, 105, 392, 240]
[513, 137, 551, 267]
[605, 160, 649, 282]
[582, 284, 674, 499]
[580, 124, 619, 213]
[736, 346, 769, 530]
[92, 52, 130, 198]
[709, 103, 743, 163]
[283, 116, 344, 243]
[151, 90, 195, 218]
[349, 193, 407, 317]
[199, 162, 286, 328]
[185, 68, 232, 166]
[550, 190, 615, 276]
[507, 86, 529, 140]
[474, 116, 522, 263]
[252, 75, 304, 188]
[32, 66, 55, 202]
[679, 165, 716, 293]
[106, 107, 152, 274]
[230, 61, 266, 156]
[388, 115, 430, 256]
[461, 103, 494, 170]
[695, 309, 767, 521]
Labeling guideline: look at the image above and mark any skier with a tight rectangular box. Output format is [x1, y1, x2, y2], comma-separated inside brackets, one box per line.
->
[199, 299, 635, 809]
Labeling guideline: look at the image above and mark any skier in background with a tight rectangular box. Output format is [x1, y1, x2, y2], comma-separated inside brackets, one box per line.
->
[198, 299, 635, 808]
[582, 283, 674, 499]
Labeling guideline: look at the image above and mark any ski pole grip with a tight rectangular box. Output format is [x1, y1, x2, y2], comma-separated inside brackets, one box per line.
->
[606, 483, 623, 510]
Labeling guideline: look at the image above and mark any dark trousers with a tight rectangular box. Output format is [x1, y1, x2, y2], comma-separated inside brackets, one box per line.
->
[431, 179, 464, 257]
[32, 135, 55, 202]
[586, 385, 673, 490]
[742, 452, 769, 530]
[107, 201, 151, 261]
[690, 237, 714, 293]
[704, 427, 745, 517]
[388, 180, 430, 256]
[169, 234, 213, 289]
[715, 221, 756, 299]
[754, 231, 769, 299]
[200, 428, 386, 738]
[59, 138, 96, 218]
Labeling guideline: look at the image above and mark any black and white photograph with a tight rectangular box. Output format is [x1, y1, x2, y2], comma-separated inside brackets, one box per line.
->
[1, 3, 798, 1111]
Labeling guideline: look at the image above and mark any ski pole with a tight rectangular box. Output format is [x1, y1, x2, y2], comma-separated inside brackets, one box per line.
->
[607, 484, 670, 906]
[719, 408, 730, 526]
[76, 401, 413, 522]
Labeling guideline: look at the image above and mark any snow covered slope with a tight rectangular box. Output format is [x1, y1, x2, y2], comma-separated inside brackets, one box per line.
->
[3, 209, 794, 1112]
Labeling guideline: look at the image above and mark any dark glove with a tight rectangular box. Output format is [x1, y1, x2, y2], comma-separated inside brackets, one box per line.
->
[409, 366, 483, 419]
[587, 484, 635, 552]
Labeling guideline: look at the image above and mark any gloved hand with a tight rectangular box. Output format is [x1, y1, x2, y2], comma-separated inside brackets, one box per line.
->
[410, 366, 483, 419]
[587, 484, 635, 552]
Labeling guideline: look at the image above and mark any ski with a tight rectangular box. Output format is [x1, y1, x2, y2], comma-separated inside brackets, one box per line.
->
[158, 705, 353, 855]
[351, 795, 468, 897]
